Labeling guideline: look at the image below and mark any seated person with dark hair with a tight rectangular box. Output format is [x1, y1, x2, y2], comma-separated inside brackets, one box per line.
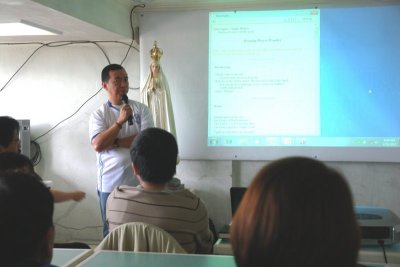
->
[0, 152, 90, 250]
[0, 152, 42, 181]
[106, 127, 214, 254]
[230, 157, 361, 267]
[0, 152, 86, 203]
[0, 116, 85, 203]
[0, 171, 56, 267]
[0, 115, 22, 154]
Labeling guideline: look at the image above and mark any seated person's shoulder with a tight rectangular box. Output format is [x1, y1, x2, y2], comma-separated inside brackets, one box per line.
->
[172, 188, 206, 205]
[113, 185, 140, 194]
[166, 177, 184, 191]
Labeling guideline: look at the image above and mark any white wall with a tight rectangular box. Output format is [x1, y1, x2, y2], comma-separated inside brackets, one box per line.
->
[236, 160, 400, 214]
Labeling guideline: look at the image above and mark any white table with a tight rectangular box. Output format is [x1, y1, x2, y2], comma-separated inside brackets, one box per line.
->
[214, 238, 400, 266]
[77, 251, 236, 267]
[52, 248, 93, 267]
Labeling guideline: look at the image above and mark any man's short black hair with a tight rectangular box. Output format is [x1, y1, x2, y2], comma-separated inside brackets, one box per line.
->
[130, 128, 178, 184]
[0, 172, 54, 264]
[101, 64, 125, 82]
[0, 116, 20, 148]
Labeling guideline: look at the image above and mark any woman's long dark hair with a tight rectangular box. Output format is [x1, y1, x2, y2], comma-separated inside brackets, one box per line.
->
[230, 157, 360, 267]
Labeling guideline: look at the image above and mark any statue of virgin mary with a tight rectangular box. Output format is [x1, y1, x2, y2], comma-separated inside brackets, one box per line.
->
[141, 41, 177, 139]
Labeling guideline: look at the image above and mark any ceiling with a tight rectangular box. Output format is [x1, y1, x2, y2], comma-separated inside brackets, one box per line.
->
[0, 0, 399, 43]
[131, 0, 400, 10]
[0, 0, 129, 43]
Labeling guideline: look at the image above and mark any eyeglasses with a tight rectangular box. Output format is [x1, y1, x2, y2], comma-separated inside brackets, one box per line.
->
[12, 138, 21, 145]
[110, 77, 129, 86]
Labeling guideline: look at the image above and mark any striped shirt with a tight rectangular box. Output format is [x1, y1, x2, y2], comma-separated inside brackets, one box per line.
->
[106, 185, 214, 254]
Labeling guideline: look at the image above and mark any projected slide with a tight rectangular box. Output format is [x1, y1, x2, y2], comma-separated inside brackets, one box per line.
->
[209, 9, 320, 146]
[208, 6, 400, 148]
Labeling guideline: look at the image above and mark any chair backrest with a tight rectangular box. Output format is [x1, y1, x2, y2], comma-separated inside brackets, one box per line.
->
[95, 222, 187, 254]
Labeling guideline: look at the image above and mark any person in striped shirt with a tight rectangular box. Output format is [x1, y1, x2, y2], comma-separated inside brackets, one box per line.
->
[106, 127, 214, 254]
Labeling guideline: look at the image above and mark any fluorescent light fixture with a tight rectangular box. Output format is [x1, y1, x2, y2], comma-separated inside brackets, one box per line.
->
[0, 20, 61, 36]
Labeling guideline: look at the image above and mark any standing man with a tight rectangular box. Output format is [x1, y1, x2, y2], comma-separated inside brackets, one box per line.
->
[89, 64, 153, 236]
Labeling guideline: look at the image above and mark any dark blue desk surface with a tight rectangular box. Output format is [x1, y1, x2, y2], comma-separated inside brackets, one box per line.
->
[78, 251, 236, 267]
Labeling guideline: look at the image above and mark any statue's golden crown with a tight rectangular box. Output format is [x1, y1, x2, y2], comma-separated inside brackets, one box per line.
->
[150, 41, 163, 62]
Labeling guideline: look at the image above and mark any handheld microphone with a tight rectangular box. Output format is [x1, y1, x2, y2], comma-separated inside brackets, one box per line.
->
[121, 94, 133, 125]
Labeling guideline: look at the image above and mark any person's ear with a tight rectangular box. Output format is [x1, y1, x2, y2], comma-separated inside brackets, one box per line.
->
[102, 81, 108, 90]
[131, 162, 138, 176]
[131, 163, 144, 184]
